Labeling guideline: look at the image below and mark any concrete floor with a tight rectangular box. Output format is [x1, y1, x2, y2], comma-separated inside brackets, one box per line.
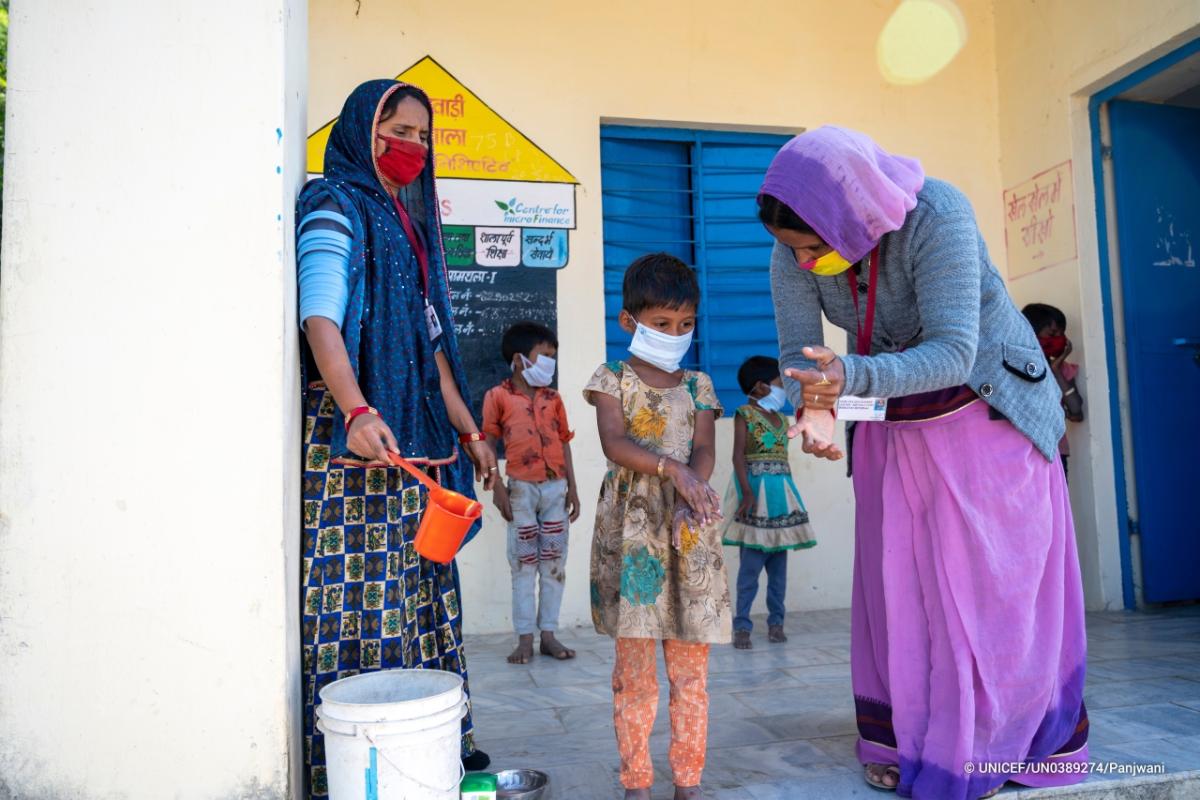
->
[465, 606, 1200, 799]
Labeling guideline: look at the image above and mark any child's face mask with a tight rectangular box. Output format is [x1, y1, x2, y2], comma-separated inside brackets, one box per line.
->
[1038, 334, 1067, 359]
[516, 353, 557, 387]
[756, 384, 789, 413]
[629, 322, 693, 372]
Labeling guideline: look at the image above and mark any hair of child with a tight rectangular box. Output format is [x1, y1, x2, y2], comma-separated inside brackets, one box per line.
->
[737, 355, 781, 395]
[500, 321, 558, 363]
[622, 252, 701, 316]
[1021, 303, 1067, 332]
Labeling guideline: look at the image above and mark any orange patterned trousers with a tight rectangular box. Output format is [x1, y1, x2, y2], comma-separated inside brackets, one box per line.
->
[612, 637, 711, 789]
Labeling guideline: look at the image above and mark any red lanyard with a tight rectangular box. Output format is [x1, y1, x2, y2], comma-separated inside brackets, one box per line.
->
[847, 247, 880, 357]
[391, 195, 429, 297]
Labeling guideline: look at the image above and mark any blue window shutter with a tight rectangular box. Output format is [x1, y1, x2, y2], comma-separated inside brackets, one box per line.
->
[600, 126, 791, 415]
[694, 137, 790, 413]
[599, 134, 693, 366]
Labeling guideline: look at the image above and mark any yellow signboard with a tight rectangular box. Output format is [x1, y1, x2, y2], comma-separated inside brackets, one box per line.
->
[307, 56, 577, 184]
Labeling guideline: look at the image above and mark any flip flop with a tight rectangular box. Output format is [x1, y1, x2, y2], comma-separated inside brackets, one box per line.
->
[864, 764, 900, 792]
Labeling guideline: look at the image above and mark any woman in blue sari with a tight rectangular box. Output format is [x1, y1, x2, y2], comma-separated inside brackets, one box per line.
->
[296, 79, 497, 797]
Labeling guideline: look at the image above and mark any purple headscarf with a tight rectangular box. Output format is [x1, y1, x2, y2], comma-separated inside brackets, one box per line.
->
[758, 127, 925, 264]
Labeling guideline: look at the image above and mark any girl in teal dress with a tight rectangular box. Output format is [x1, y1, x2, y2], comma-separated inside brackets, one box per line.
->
[722, 356, 815, 649]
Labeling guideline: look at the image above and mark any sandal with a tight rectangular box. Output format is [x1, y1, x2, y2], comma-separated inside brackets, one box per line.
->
[864, 763, 900, 791]
[733, 630, 753, 650]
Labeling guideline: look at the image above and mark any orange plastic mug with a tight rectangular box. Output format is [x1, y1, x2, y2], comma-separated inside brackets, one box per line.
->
[387, 453, 482, 564]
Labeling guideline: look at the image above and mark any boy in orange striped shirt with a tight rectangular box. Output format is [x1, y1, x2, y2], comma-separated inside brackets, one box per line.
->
[482, 322, 580, 664]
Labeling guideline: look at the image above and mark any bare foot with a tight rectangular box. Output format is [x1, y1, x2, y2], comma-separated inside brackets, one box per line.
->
[864, 763, 899, 790]
[768, 624, 787, 643]
[674, 785, 702, 799]
[539, 631, 576, 660]
[733, 630, 752, 650]
[623, 789, 651, 799]
[507, 633, 534, 664]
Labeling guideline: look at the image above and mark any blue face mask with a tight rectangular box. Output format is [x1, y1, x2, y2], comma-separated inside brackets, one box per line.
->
[756, 385, 789, 413]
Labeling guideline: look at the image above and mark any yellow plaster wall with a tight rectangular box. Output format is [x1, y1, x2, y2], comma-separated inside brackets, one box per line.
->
[307, 0, 1012, 632]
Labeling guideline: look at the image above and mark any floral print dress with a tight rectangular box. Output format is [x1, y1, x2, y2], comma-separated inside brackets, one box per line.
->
[583, 361, 732, 644]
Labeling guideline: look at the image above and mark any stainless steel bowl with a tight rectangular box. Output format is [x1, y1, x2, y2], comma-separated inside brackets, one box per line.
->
[495, 768, 550, 800]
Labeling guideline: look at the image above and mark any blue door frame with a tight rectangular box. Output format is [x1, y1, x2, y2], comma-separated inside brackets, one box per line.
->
[1089, 37, 1200, 610]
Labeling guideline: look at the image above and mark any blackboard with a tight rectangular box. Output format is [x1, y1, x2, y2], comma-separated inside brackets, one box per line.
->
[446, 265, 558, 423]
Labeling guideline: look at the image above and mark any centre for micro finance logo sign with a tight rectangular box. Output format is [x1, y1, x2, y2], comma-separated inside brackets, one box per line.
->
[494, 197, 573, 227]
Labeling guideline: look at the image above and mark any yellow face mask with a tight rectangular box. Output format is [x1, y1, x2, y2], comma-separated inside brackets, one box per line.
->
[800, 249, 853, 276]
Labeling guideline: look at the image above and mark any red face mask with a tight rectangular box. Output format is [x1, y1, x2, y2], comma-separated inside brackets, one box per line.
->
[1038, 334, 1067, 358]
[375, 135, 427, 187]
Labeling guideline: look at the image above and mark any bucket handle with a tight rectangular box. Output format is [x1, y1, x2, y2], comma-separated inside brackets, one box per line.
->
[363, 730, 467, 795]
[386, 452, 441, 493]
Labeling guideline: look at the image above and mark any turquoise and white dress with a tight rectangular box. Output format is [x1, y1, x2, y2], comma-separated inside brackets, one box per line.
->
[721, 404, 816, 552]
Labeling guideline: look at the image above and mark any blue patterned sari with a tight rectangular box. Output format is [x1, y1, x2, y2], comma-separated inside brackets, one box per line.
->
[297, 80, 480, 798]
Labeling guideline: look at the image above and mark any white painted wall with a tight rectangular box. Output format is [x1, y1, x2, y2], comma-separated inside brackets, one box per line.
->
[0, 1, 307, 797]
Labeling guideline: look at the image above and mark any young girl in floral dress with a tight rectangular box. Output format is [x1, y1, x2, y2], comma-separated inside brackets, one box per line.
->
[584, 253, 731, 800]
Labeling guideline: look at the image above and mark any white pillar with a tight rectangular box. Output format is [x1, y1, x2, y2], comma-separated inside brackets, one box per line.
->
[0, 1, 307, 797]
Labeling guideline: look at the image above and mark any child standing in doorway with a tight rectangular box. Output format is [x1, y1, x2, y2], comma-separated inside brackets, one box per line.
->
[584, 253, 731, 800]
[483, 322, 581, 664]
[1022, 303, 1085, 480]
[722, 355, 816, 650]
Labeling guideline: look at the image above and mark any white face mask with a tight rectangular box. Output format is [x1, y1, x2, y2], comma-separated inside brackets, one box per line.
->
[629, 321, 693, 372]
[516, 353, 556, 387]
[756, 385, 788, 413]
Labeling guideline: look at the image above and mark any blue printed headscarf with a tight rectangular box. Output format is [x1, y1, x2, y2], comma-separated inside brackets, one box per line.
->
[298, 79, 479, 531]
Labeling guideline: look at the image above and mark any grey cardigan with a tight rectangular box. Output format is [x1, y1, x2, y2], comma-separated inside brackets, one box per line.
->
[771, 178, 1064, 461]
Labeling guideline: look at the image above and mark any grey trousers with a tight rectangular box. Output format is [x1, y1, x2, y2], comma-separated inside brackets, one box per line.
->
[507, 478, 569, 634]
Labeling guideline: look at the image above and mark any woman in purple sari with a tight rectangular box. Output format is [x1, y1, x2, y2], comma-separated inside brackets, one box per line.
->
[760, 128, 1088, 800]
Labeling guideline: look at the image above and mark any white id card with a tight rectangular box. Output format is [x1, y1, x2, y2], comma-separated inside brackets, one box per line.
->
[424, 302, 443, 341]
[836, 396, 888, 421]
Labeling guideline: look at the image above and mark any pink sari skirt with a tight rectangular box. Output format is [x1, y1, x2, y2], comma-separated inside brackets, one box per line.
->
[851, 400, 1088, 799]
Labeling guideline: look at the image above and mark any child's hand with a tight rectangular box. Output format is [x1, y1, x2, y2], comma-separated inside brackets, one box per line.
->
[736, 491, 755, 522]
[788, 407, 845, 461]
[567, 486, 581, 523]
[1052, 337, 1074, 369]
[493, 483, 513, 522]
[665, 460, 722, 526]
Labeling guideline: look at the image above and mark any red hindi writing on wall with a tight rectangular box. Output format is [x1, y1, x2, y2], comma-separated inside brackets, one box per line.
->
[1003, 160, 1078, 280]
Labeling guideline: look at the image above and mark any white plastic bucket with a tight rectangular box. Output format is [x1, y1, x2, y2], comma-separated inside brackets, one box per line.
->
[316, 669, 466, 800]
